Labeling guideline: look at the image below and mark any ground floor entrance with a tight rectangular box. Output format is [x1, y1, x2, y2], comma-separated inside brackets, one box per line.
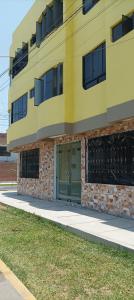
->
[56, 142, 81, 203]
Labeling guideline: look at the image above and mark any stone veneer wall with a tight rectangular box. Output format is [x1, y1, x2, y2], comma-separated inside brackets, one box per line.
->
[17, 118, 134, 218]
[18, 141, 54, 200]
[55, 118, 134, 218]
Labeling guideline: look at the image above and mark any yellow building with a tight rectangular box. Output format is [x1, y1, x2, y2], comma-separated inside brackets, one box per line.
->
[8, 0, 134, 218]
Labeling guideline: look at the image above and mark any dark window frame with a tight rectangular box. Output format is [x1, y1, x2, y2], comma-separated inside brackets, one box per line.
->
[83, 0, 100, 15]
[0, 146, 11, 157]
[83, 42, 106, 90]
[11, 93, 28, 124]
[30, 34, 36, 47]
[36, 0, 63, 47]
[20, 149, 39, 179]
[12, 43, 28, 79]
[29, 88, 35, 98]
[87, 131, 134, 186]
[39, 63, 63, 104]
[112, 13, 134, 42]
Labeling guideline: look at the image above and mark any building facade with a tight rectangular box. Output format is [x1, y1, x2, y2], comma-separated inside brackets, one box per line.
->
[8, 0, 134, 218]
[0, 133, 17, 181]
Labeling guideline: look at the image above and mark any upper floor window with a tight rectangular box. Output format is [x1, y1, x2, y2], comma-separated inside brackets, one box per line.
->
[12, 43, 28, 78]
[87, 130, 134, 186]
[30, 34, 36, 47]
[36, 0, 63, 47]
[29, 88, 35, 98]
[11, 93, 28, 124]
[34, 63, 63, 106]
[112, 14, 134, 42]
[0, 146, 10, 157]
[83, 0, 100, 15]
[20, 149, 39, 179]
[83, 42, 106, 90]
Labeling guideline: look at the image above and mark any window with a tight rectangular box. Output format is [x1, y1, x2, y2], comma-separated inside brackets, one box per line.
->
[12, 43, 28, 78]
[36, 0, 63, 47]
[29, 88, 35, 98]
[11, 93, 28, 124]
[87, 131, 134, 186]
[30, 34, 36, 47]
[112, 14, 134, 42]
[83, 42, 106, 90]
[34, 63, 63, 105]
[20, 149, 39, 179]
[83, 0, 100, 14]
[0, 146, 10, 157]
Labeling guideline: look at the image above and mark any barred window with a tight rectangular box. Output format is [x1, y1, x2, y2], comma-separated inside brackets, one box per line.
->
[20, 149, 39, 179]
[88, 131, 134, 186]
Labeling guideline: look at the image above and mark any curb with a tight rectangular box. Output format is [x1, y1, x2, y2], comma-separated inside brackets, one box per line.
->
[0, 260, 36, 300]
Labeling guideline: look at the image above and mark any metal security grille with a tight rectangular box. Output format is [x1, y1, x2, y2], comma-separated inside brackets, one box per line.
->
[88, 131, 134, 186]
[20, 149, 39, 179]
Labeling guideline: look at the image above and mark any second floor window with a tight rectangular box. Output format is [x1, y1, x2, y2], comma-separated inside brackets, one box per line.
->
[83, 0, 100, 15]
[11, 93, 28, 124]
[83, 42, 106, 90]
[34, 63, 63, 106]
[112, 14, 134, 42]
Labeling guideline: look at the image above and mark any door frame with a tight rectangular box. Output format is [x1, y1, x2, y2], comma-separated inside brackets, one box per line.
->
[54, 141, 81, 203]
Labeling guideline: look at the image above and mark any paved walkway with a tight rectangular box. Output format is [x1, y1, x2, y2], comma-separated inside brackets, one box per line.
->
[0, 260, 36, 300]
[0, 273, 23, 300]
[0, 191, 134, 252]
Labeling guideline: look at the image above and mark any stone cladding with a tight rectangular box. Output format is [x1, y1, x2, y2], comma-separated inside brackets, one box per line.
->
[17, 118, 134, 218]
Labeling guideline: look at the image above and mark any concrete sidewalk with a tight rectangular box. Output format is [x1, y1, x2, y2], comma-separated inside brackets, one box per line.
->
[0, 191, 134, 252]
[0, 273, 23, 300]
[0, 260, 36, 300]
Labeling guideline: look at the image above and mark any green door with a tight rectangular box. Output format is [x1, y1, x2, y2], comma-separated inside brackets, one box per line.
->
[56, 142, 81, 203]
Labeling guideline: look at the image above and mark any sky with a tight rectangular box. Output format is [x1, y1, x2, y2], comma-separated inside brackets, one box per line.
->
[0, 0, 35, 132]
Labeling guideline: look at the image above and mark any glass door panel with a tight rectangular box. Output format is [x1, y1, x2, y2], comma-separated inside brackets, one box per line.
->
[56, 142, 81, 202]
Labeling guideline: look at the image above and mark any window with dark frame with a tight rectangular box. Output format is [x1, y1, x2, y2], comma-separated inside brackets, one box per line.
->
[87, 131, 134, 186]
[11, 93, 28, 124]
[29, 88, 35, 98]
[34, 63, 63, 105]
[12, 43, 28, 79]
[83, 42, 106, 90]
[42, 63, 63, 101]
[0, 146, 11, 157]
[112, 13, 134, 42]
[36, 0, 63, 47]
[20, 149, 39, 179]
[30, 34, 36, 47]
[83, 0, 100, 15]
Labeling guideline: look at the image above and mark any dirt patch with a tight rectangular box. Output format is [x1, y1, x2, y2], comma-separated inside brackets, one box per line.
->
[0, 203, 7, 210]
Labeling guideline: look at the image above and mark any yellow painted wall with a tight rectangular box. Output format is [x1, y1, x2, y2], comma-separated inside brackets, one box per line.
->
[8, 0, 134, 144]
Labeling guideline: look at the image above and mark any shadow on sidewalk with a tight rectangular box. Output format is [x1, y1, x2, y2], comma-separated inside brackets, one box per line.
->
[2, 191, 134, 233]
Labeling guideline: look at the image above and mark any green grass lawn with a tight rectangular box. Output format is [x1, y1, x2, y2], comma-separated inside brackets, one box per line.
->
[0, 204, 134, 300]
